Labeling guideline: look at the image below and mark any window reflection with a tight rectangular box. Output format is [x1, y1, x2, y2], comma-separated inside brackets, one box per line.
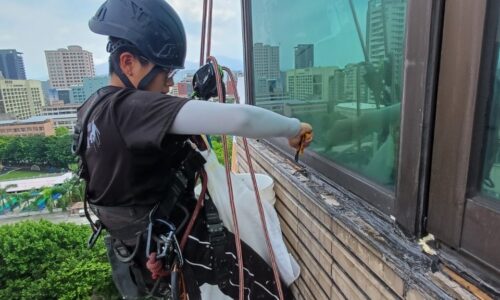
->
[251, 0, 407, 188]
[481, 16, 500, 200]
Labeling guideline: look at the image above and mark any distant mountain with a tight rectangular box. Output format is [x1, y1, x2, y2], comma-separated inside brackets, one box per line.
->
[95, 62, 109, 76]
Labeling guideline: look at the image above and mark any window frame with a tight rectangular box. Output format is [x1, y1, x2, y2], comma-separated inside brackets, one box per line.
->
[241, 0, 442, 235]
[427, 0, 500, 281]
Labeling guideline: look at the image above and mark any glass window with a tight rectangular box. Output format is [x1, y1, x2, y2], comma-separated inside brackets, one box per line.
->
[251, 0, 408, 189]
[481, 15, 500, 201]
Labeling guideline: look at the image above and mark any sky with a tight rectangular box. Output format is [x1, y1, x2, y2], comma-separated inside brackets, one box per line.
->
[0, 0, 244, 80]
[252, 0, 368, 71]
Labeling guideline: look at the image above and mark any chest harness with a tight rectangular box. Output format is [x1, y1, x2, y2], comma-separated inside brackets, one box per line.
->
[71, 89, 229, 298]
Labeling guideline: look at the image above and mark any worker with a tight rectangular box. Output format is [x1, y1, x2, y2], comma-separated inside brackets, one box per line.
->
[74, 0, 313, 298]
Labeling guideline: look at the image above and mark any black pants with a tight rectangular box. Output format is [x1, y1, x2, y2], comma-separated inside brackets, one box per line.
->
[104, 209, 291, 300]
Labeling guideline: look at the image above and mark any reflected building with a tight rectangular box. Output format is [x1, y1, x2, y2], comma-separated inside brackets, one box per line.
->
[253, 43, 280, 100]
[329, 69, 345, 108]
[294, 44, 314, 69]
[366, 0, 407, 104]
[283, 99, 328, 117]
[286, 67, 338, 102]
[343, 63, 369, 104]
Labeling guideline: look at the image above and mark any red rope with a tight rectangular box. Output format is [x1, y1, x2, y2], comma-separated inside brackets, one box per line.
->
[207, 56, 245, 300]
[200, 2, 284, 297]
[223, 67, 285, 300]
[146, 252, 169, 280]
[180, 169, 207, 250]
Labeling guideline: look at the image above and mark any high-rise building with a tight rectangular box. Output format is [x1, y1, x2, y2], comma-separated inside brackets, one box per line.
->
[45, 45, 95, 89]
[83, 76, 109, 99]
[253, 43, 280, 99]
[0, 49, 26, 80]
[294, 44, 314, 69]
[0, 79, 46, 119]
[366, 0, 407, 104]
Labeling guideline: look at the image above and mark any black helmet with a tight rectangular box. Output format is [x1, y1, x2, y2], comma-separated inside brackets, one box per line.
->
[89, 0, 186, 70]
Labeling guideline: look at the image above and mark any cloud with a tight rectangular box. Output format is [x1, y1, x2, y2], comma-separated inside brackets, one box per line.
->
[0, 0, 243, 80]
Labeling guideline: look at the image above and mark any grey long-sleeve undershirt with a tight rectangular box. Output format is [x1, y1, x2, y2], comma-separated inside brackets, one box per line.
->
[169, 100, 301, 138]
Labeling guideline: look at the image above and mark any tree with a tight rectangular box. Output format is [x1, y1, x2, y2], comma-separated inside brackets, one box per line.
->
[55, 127, 70, 137]
[0, 135, 75, 169]
[0, 220, 119, 299]
[46, 135, 75, 168]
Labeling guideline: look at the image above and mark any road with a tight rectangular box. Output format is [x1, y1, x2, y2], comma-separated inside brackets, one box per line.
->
[0, 211, 92, 226]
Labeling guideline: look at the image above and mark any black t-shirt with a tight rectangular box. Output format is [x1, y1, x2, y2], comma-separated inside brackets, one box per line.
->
[77, 86, 189, 207]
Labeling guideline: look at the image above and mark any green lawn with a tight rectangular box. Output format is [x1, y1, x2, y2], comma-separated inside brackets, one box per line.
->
[0, 170, 58, 181]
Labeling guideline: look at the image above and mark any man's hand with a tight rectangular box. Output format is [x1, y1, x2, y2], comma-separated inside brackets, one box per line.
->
[288, 122, 313, 151]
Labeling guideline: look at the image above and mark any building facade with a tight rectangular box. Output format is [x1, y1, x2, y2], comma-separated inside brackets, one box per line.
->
[0, 79, 45, 119]
[45, 45, 95, 89]
[244, 0, 500, 298]
[177, 76, 194, 98]
[83, 76, 108, 99]
[41, 103, 79, 116]
[0, 119, 54, 137]
[70, 85, 86, 104]
[56, 89, 71, 104]
[0, 49, 26, 80]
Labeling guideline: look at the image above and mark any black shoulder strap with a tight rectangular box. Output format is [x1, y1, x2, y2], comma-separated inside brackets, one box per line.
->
[70, 87, 119, 246]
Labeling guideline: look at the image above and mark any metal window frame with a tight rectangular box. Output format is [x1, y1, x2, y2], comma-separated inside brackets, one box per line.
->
[241, 0, 442, 235]
[428, 0, 500, 280]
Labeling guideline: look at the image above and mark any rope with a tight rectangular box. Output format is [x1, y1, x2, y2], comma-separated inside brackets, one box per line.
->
[223, 66, 285, 300]
[200, 2, 285, 298]
[146, 252, 169, 280]
[180, 169, 207, 250]
[207, 56, 245, 300]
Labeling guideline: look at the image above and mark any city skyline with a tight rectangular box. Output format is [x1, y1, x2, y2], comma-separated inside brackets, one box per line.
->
[0, 0, 244, 81]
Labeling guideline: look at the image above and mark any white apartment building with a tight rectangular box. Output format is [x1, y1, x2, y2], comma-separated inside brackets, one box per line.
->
[45, 45, 95, 89]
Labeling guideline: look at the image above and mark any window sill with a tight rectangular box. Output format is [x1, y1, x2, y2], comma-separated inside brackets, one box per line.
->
[236, 137, 490, 299]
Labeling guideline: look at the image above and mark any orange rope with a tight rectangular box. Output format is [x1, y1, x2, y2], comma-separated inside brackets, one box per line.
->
[223, 66, 285, 300]
[207, 56, 245, 300]
[200, 2, 285, 298]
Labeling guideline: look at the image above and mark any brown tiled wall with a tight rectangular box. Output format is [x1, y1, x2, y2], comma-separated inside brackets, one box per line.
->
[236, 138, 478, 300]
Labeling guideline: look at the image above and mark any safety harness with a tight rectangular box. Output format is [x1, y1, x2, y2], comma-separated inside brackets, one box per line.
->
[72, 88, 228, 298]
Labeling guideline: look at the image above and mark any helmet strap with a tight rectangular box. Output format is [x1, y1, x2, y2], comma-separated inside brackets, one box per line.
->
[137, 66, 163, 90]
